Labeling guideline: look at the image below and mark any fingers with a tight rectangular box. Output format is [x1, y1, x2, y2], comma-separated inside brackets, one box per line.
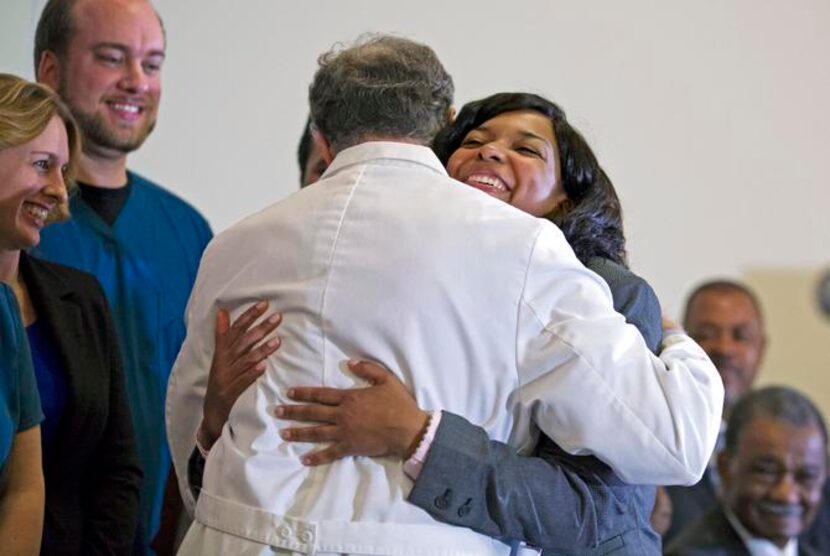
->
[214, 300, 281, 365]
[346, 359, 393, 385]
[232, 313, 282, 362]
[225, 360, 268, 400]
[286, 386, 345, 406]
[214, 308, 231, 342]
[279, 424, 338, 443]
[226, 301, 270, 343]
[276, 403, 339, 424]
[239, 336, 281, 368]
[300, 445, 344, 466]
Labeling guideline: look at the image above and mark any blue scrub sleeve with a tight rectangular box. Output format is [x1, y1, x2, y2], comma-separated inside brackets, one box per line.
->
[0, 284, 43, 472]
[16, 337, 44, 432]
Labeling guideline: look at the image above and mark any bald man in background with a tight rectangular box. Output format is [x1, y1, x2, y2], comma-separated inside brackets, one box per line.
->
[32, 1, 212, 552]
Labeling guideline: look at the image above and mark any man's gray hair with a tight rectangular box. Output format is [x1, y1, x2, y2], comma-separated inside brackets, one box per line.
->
[309, 34, 454, 152]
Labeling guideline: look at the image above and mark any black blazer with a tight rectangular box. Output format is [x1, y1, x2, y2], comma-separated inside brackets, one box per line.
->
[20, 253, 142, 556]
[664, 470, 718, 545]
[800, 480, 830, 554]
[664, 504, 822, 556]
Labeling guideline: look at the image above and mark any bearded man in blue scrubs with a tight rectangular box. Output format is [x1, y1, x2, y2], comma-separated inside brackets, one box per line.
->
[31, 0, 212, 552]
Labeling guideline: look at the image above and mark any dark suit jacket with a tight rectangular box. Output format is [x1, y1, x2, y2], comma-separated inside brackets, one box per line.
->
[664, 470, 718, 546]
[407, 258, 663, 555]
[664, 505, 822, 556]
[800, 480, 830, 554]
[20, 253, 142, 556]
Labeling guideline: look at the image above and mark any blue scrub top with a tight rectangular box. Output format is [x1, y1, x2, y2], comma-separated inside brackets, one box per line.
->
[0, 284, 43, 474]
[34, 172, 212, 547]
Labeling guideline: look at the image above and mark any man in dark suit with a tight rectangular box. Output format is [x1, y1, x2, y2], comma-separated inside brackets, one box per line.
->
[665, 386, 826, 556]
[663, 282, 830, 551]
[664, 280, 767, 543]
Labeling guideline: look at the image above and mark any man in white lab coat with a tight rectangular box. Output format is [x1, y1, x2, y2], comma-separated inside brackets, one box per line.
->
[167, 35, 723, 555]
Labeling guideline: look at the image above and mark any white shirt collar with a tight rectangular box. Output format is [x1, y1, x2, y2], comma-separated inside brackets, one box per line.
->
[724, 507, 798, 556]
[323, 141, 447, 181]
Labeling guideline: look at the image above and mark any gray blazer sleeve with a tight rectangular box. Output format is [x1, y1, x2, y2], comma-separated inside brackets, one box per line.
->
[586, 257, 662, 353]
[407, 258, 663, 550]
[408, 412, 600, 548]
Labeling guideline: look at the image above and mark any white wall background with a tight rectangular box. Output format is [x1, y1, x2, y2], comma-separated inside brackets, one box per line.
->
[3, 0, 830, 412]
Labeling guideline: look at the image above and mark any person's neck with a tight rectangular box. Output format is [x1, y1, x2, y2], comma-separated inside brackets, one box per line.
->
[0, 249, 21, 285]
[78, 150, 129, 188]
[361, 135, 425, 146]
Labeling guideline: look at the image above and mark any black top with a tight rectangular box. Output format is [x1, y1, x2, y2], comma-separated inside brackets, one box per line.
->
[77, 180, 132, 226]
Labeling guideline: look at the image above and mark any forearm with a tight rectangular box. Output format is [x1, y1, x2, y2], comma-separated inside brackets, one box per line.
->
[522, 326, 721, 485]
[168, 297, 281, 515]
[0, 488, 43, 555]
[0, 429, 44, 556]
[519, 225, 723, 485]
[408, 412, 601, 550]
[633, 331, 724, 483]
[519, 243, 723, 484]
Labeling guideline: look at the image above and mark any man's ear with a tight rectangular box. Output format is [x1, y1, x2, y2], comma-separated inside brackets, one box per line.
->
[311, 129, 335, 166]
[37, 50, 61, 90]
[446, 106, 457, 124]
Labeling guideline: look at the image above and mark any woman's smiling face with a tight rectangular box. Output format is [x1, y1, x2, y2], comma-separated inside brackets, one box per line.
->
[446, 109, 567, 217]
[0, 115, 70, 252]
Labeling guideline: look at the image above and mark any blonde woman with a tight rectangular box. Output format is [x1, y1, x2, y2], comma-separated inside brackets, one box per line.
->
[0, 283, 43, 555]
[0, 74, 141, 556]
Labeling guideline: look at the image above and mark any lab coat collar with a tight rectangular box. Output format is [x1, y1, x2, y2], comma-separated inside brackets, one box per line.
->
[323, 141, 448, 181]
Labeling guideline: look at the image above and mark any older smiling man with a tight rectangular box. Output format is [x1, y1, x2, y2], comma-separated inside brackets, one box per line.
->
[666, 386, 827, 556]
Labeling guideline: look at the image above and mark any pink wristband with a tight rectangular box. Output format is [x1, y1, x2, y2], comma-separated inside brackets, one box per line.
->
[403, 410, 442, 480]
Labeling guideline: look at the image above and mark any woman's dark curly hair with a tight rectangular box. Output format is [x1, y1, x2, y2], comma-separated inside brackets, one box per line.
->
[433, 92, 627, 267]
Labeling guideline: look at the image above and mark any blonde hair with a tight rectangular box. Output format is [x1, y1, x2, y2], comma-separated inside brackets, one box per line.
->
[0, 73, 81, 221]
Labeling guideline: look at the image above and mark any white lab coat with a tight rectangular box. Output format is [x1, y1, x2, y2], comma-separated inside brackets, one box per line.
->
[167, 142, 723, 555]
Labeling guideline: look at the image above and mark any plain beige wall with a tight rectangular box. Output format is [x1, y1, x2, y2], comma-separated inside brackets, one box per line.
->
[747, 269, 830, 423]
[4, 0, 830, 414]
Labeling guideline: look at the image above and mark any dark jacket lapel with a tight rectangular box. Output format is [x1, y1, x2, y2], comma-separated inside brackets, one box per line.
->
[710, 507, 752, 556]
[19, 253, 90, 458]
